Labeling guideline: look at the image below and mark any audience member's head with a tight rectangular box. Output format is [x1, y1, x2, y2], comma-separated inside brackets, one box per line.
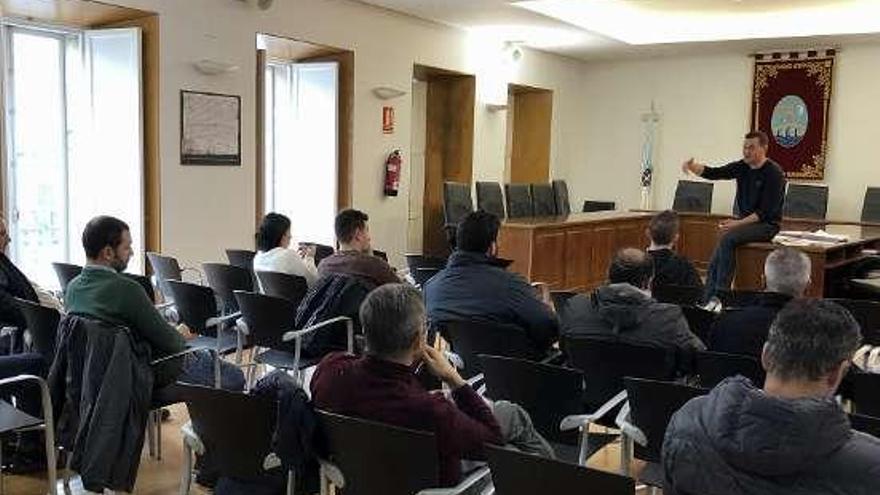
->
[0, 216, 9, 254]
[256, 213, 292, 252]
[335, 209, 371, 252]
[763, 299, 861, 398]
[456, 210, 500, 256]
[360, 283, 425, 362]
[82, 216, 132, 272]
[764, 247, 811, 297]
[608, 248, 654, 290]
[648, 210, 680, 248]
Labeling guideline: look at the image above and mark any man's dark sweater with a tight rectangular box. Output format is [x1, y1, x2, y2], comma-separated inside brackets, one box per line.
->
[65, 266, 186, 386]
[709, 292, 792, 357]
[701, 159, 786, 224]
[311, 353, 502, 486]
[0, 253, 38, 329]
[648, 248, 703, 293]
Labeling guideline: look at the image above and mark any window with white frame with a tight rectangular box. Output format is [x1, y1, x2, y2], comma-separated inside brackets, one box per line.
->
[1, 22, 143, 287]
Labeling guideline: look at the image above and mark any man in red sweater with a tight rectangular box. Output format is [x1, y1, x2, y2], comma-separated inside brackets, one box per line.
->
[311, 283, 502, 486]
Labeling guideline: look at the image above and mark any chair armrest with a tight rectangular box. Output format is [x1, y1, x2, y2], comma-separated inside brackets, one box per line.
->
[154, 301, 175, 311]
[445, 351, 464, 370]
[417, 465, 491, 495]
[614, 401, 647, 447]
[320, 460, 345, 489]
[0, 326, 18, 336]
[150, 346, 206, 365]
[236, 317, 249, 336]
[282, 316, 352, 342]
[539, 348, 564, 365]
[205, 311, 242, 329]
[560, 390, 628, 431]
[181, 421, 205, 456]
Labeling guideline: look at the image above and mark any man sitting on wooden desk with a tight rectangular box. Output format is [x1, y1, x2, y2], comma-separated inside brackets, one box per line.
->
[682, 130, 786, 302]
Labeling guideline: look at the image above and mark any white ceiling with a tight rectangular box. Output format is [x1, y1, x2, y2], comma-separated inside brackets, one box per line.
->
[358, 0, 880, 60]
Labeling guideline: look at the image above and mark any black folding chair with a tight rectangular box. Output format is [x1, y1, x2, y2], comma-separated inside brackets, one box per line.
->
[582, 200, 616, 213]
[317, 410, 490, 495]
[178, 383, 293, 495]
[552, 179, 571, 216]
[616, 377, 707, 485]
[13, 298, 60, 360]
[653, 284, 703, 306]
[850, 413, 880, 439]
[165, 281, 244, 370]
[203, 263, 254, 314]
[550, 290, 577, 321]
[695, 351, 765, 388]
[861, 187, 880, 223]
[531, 183, 558, 217]
[828, 298, 880, 345]
[225, 249, 257, 272]
[783, 183, 828, 220]
[680, 305, 715, 345]
[256, 271, 309, 304]
[480, 355, 615, 463]
[486, 445, 635, 495]
[51, 262, 82, 293]
[476, 181, 506, 219]
[505, 183, 533, 219]
[852, 371, 880, 417]
[443, 181, 474, 227]
[414, 267, 441, 288]
[562, 337, 678, 465]
[147, 252, 202, 302]
[672, 180, 713, 214]
[0, 374, 57, 494]
[441, 320, 547, 379]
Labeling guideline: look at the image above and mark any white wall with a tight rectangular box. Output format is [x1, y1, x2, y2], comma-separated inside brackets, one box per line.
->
[105, 0, 588, 269]
[572, 44, 880, 222]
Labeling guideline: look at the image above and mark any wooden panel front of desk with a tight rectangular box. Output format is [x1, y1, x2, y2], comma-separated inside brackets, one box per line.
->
[498, 212, 653, 291]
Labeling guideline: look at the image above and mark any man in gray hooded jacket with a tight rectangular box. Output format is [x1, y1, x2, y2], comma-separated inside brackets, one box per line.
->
[560, 248, 705, 372]
[663, 298, 880, 495]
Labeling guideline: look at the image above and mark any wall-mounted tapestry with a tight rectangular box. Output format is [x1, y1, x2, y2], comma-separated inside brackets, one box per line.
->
[751, 50, 835, 180]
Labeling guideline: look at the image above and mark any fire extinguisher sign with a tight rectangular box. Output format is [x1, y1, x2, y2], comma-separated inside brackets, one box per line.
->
[382, 106, 394, 134]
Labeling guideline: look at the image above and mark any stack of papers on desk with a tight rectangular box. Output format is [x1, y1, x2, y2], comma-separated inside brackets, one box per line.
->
[773, 230, 850, 246]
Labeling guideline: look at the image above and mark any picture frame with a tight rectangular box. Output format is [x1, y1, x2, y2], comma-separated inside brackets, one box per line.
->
[180, 90, 241, 166]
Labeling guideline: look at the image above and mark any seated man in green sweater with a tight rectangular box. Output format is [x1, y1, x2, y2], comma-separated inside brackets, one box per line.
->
[65, 216, 243, 390]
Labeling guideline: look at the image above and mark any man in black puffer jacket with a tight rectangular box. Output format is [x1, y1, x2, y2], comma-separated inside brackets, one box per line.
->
[663, 299, 880, 495]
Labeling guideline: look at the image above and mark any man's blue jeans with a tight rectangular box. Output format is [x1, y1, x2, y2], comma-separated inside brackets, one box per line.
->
[704, 222, 780, 300]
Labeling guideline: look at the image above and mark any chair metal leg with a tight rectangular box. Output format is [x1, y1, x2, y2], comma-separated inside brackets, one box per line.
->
[156, 411, 163, 461]
[1, 442, 5, 495]
[620, 435, 633, 477]
[146, 411, 156, 458]
[179, 440, 193, 495]
[286, 470, 295, 495]
[577, 424, 591, 466]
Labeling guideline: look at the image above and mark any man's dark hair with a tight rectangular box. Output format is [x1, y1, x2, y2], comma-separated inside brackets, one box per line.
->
[456, 210, 501, 253]
[649, 209, 679, 246]
[745, 130, 769, 148]
[360, 284, 425, 358]
[335, 209, 369, 244]
[256, 213, 291, 252]
[765, 299, 862, 382]
[82, 216, 130, 259]
[608, 248, 654, 289]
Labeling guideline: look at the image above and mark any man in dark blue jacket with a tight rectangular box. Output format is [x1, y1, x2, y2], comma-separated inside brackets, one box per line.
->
[424, 211, 558, 356]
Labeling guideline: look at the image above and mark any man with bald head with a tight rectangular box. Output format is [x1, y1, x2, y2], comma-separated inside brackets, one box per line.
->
[560, 248, 704, 368]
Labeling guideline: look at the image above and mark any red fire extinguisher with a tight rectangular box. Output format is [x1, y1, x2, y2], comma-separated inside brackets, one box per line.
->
[384, 149, 402, 196]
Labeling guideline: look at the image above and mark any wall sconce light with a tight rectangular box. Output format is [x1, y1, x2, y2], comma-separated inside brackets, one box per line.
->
[372, 86, 408, 100]
[193, 59, 240, 76]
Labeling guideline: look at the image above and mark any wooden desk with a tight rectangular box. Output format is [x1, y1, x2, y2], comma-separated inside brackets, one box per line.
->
[498, 210, 875, 295]
[497, 211, 654, 291]
[735, 225, 880, 297]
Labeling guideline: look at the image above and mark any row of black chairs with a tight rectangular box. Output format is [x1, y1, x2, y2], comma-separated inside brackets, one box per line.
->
[443, 180, 572, 224]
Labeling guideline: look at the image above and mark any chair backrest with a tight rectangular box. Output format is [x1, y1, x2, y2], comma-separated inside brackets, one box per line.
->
[827, 298, 880, 345]
[317, 410, 440, 495]
[624, 377, 707, 463]
[850, 413, 880, 439]
[582, 200, 616, 213]
[680, 305, 714, 345]
[443, 181, 474, 226]
[531, 183, 557, 217]
[203, 263, 253, 314]
[235, 291, 297, 350]
[861, 187, 880, 223]
[653, 284, 703, 306]
[372, 250, 388, 262]
[146, 252, 183, 301]
[14, 298, 59, 360]
[486, 445, 635, 495]
[783, 183, 828, 220]
[552, 180, 571, 216]
[413, 267, 441, 287]
[853, 371, 880, 417]
[52, 262, 82, 292]
[441, 320, 543, 378]
[225, 249, 257, 272]
[550, 290, 577, 321]
[505, 183, 534, 219]
[123, 273, 156, 303]
[180, 383, 276, 480]
[717, 289, 765, 309]
[695, 351, 765, 388]
[673, 180, 713, 214]
[166, 280, 218, 334]
[480, 355, 583, 445]
[404, 254, 446, 273]
[563, 337, 678, 410]
[256, 271, 309, 305]
[303, 243, 336, 266]
[476, 181, 506, 219]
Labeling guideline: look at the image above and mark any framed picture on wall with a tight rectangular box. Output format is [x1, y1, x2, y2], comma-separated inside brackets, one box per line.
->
[180, 90, 241, 165]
